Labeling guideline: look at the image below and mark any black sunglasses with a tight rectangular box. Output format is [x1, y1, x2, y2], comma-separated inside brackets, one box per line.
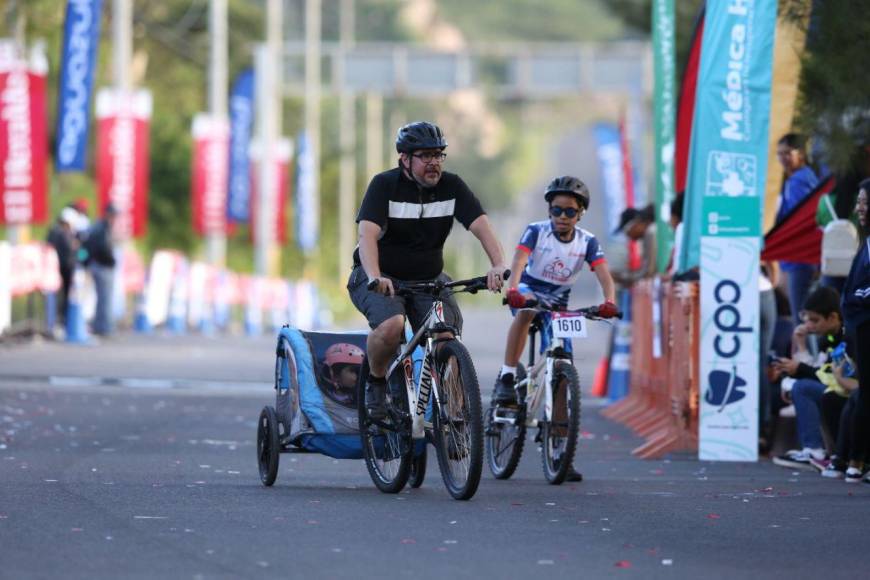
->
[549, 206, 580, 218]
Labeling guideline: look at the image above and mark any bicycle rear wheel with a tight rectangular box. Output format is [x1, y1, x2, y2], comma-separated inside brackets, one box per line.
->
[541, 360, 581, 484]
[357, 356, 412, 493]
[485, 363, 527, 479]
[431, 340, 483, 500]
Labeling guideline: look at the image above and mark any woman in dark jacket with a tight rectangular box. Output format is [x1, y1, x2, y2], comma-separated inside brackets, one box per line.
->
[841, 179, 870, 482]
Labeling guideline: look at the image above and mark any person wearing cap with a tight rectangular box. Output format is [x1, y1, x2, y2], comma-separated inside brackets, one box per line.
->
[320, 343, 365, 407]
[84, 204, 118, 336]
[612, 204, 657, 286]
[348, 121, 507, 420]
[45, 208, 80, 326]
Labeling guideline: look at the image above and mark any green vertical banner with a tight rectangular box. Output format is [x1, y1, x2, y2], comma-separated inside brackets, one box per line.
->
[690, 0, 777, 461]
[653, 0, 676, 273]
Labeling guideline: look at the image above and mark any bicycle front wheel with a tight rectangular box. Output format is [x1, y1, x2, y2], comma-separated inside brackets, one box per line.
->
[431, 340, 484, 500]
[541, 360, 581, 484]
[357, 356, 412, 493]
[485, 363, 527, 480]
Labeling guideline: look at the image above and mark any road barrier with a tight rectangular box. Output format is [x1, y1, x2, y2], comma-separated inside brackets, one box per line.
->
[602, 279, 700, 459]
[0, 243, 326, 341]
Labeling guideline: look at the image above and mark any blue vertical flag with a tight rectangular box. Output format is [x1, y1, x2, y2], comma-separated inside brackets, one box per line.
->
[296, 131, 318, 252]
[56, 0, 103, 172]
[227, 69, 255, 223]
[593, 123, 627, 240]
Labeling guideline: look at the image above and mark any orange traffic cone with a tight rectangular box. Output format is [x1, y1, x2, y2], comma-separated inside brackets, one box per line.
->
[591, 356, 609, 398]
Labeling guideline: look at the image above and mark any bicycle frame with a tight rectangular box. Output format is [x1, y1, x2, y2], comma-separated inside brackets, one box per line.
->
[492, 311, 569, 429]
[384, 297, 453, 440]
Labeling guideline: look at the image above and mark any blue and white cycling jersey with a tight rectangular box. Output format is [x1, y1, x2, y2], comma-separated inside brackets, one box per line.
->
[516, 220, 606, 308]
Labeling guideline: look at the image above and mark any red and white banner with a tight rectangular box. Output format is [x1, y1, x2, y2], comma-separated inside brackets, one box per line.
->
[7, 242, 61, 296]
[191, 113, 230, 236]
[0, 41, 48, 225]
[250, 138, 293, 244]
[96, 88, 151, 238]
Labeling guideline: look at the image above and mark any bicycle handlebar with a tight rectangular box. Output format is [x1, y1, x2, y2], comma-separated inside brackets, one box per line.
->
[501, 297, 624, 320]
[367, 270, 511, 296]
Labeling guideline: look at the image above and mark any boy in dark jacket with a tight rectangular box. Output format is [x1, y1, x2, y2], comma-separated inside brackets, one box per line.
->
[771, 287, 857, 469]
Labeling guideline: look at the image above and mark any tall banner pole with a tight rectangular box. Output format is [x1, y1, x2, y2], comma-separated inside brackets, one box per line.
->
[689, 0, 777, 461]
[652, 0, 676, 273]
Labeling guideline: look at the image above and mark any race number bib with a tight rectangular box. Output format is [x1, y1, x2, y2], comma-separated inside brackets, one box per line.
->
[551, 312, 587, 338]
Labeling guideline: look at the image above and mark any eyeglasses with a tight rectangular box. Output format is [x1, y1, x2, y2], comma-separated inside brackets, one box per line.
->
[411, 151, 447, 164]
[549, 206, 580, 218]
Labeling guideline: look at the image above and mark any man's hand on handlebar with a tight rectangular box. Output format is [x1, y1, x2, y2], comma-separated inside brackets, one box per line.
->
[485, 266, 508, 292]
[367, 276, 395, 297]
[597, 300, 619, 319]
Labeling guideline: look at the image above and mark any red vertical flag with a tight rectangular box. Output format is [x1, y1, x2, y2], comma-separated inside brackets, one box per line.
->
[190, 114, 230, 236]
[95, 88, 151, 237]
[0, 42, 48, 225]
[250, 138, 293, 245]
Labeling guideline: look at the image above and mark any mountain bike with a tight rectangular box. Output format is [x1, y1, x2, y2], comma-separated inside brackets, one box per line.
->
[357, 271, 507, 500]
[485, 300, 619, 484]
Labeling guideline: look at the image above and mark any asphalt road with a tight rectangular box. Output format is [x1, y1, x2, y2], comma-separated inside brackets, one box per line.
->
[1, 308, 868, 580]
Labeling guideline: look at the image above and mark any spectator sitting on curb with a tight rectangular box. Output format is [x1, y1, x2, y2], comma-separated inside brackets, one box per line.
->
[771, 287, 856, 470]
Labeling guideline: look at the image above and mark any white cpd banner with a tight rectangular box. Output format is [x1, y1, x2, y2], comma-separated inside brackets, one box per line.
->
[699, 237, 760, 460]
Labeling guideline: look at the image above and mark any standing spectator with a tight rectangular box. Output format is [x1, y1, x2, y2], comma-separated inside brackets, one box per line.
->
[775, 133, 821, 325]
[841, 179, 870, 483]
[85, 204, 118, 337]
[612, 203, 657, 286]
[45, 208, 79, 325]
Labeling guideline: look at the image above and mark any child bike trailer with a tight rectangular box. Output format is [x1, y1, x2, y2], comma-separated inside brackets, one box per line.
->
[256, 326, 426, 487]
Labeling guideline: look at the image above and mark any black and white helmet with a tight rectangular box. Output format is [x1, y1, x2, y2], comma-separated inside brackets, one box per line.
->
[395, 121, 448, 153]
[544, 176, 590, 209]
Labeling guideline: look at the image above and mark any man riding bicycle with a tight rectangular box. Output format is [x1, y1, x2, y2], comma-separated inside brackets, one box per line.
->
[493, 176, 619, 406]
[348, 121, 507, 420]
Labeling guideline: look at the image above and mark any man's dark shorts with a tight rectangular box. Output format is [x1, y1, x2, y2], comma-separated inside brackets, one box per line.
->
[347, 266, 463, 333]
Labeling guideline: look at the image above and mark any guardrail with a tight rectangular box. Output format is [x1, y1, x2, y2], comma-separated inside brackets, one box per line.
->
[0, 241, 325, 341]
[601, 279, 700, 459]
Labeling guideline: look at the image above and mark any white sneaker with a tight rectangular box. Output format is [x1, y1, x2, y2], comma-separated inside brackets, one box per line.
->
[845, 467, 864, 483]
[772, 449, 815, 470]
[807, 447, 826, 461]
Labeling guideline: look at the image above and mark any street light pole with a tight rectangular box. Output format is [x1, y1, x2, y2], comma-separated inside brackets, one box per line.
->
[337, 0, 355, 279]
[207, 0, 228, 267]
[304, 0, 321, 260]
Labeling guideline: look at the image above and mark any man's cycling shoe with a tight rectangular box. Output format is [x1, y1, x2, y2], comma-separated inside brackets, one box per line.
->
[365, 376, 388, 421]
[492, 373, 517, 405]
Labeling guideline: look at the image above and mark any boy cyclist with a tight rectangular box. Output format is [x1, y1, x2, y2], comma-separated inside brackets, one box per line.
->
[493, 176, 619, 406]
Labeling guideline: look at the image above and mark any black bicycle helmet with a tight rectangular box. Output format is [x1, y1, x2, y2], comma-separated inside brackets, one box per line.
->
[395, 121, 448, 153]
[544, 175, 590, 209]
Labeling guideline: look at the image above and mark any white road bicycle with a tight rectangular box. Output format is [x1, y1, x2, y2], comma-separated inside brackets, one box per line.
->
[357, 272, 508, 500]
[485, 300, 620, 484]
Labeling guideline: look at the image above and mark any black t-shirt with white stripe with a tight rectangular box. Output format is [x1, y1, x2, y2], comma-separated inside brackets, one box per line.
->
[353, 167, 485, 281]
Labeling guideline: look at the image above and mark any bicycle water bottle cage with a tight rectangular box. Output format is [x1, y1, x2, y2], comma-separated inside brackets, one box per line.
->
[551, 346, 573, 361]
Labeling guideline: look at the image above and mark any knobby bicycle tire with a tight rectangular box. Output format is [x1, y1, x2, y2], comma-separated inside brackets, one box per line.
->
[431, 340, 484, 500]
[357, 356, 412, 493]
[541, 360, 581, 485]
[485, 362, 528, 480]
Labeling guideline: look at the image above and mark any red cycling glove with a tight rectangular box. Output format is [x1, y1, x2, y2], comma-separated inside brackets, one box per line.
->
[598, 301, 619, 318]
[506, 288, 528, 309]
